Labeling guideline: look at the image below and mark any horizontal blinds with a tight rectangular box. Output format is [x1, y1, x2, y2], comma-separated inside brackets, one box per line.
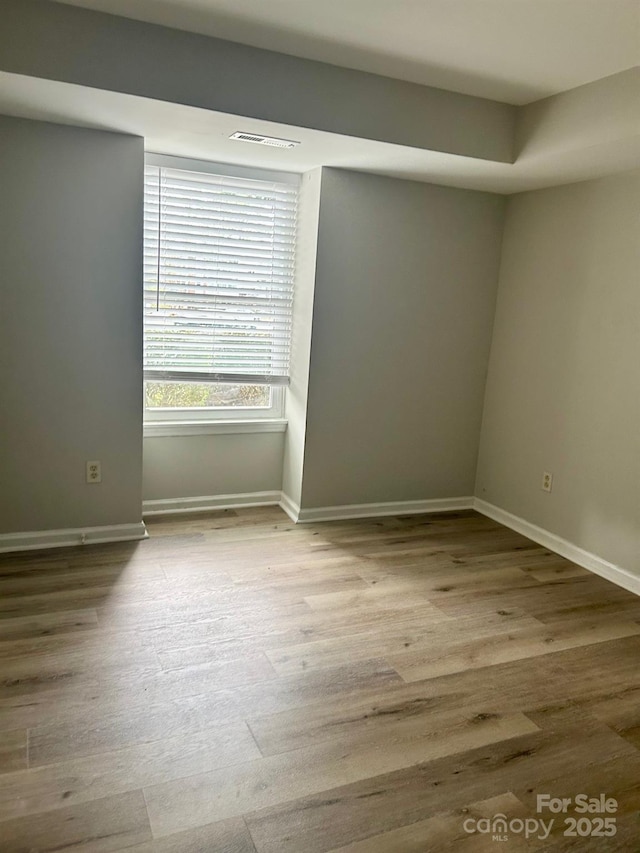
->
[143, 164, 298, 385]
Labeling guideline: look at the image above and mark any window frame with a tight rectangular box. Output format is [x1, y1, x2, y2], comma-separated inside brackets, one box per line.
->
[142, 153, 299, 428]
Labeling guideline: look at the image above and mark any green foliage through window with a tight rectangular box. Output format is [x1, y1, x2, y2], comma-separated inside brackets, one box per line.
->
[145, 382, 271, 409]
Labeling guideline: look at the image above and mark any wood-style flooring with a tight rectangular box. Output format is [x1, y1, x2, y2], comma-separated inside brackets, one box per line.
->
[0, 507, 639, 852]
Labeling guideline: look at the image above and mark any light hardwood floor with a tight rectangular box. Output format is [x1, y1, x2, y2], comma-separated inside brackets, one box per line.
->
[0, 508, 639, 851]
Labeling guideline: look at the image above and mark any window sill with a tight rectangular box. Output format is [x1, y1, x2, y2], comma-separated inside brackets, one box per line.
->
[144, 419, 288, 438]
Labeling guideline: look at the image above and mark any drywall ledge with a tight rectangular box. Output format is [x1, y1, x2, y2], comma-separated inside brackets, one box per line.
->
[474, 499, 640, 598]
[0, 0, 515, 163]
[0, 522, 148, 554]
[143, 491, 282, 516]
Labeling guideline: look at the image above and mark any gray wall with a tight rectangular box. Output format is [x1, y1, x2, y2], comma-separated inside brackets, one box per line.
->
[0, 116, 144, 533]
[142, 434, 283, 501]
[476, 171, 640, 574]
[300, 169, 505, 508]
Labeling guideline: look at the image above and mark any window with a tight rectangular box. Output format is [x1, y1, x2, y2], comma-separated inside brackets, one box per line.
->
[143, 154, 299, 425]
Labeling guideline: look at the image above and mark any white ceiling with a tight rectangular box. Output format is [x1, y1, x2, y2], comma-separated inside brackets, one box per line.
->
[50, 0, 640, 105]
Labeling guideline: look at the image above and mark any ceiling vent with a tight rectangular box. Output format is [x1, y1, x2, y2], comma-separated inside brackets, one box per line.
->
[230, 132, 300, 149]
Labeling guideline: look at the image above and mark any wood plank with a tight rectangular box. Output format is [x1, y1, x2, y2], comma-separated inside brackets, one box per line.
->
[326, 792, 533, 853]
[0, 638, 160, 702]
[388, 617, 640, 682]
[27, 684, 252, 766]
[144, 712, 539, 837]
[145, 598, 453, 672]
[0, 721, 260, 823]
[0, 790, 151, 852]
[125, 817, 257, 853]
[265, 610, 541, 675]
[245, 654, 577, 757]
[0, 729, 27, 773]
[0, 565, 166, 600]
[534, 635, 640, 703]
[0, 609, 99, 642]
[575, 685, 640, 749]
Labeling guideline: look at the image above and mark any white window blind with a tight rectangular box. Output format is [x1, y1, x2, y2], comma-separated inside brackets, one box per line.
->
[143, 159, 298, 385]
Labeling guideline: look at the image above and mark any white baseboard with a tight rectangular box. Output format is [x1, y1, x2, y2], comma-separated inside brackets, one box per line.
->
[473, 498, 640, 597]
[142, 491, 281, 516]
[0, 522, 148, 554]
[292, 496, 474, 524]
[143, 492, 474, 524]
[279, 493, 301, 522]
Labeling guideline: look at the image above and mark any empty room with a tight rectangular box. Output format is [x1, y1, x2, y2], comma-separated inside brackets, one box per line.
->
[0, 0, 639, 850]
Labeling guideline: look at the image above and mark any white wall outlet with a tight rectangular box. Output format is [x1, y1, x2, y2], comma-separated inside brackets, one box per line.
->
[542, 471, 553, 492]
[86, 461, 102, 484]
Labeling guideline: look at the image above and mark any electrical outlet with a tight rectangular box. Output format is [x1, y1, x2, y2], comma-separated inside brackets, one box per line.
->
[542, 471, 553, 492]
[86, 461, 101, 484]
